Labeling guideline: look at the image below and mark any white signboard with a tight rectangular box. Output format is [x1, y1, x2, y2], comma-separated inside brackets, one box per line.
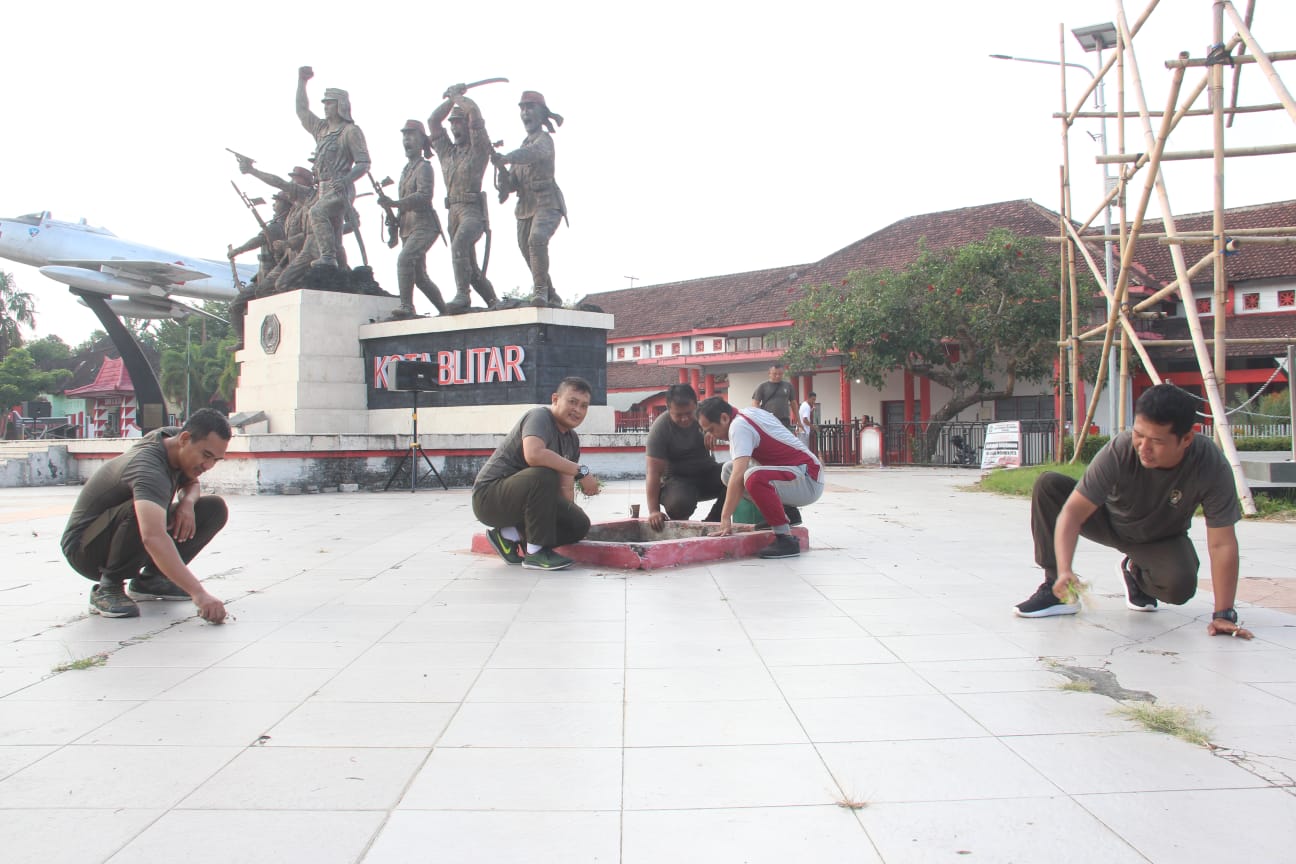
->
[981, 420, 1023, 470]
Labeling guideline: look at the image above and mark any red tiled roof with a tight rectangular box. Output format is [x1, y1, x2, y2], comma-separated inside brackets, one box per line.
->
[65, 356, 134, 396]
[583, 265, 806, 340]
[1127, 200, 1296, 286]
[607, 363, 688, 390]
[1148, 312, 1296, 360]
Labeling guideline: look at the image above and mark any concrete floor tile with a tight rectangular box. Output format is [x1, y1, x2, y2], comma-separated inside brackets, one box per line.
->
[8, 665, 199, 702]
[858, 797, 1147, 863]
[623, 744, 840, 809]
[312, 666, 475, 702]
[438, 701, 622, 748]
[400, 747, 621, 810]
[626, 699, 809, 747]
[0, 699, 140, 745]
[0, 744, 56, 780]
[487, 640, 625, 669]
[0, 745, 238, 808]
[107, 810, 385, 864]
[180, 746, 426, 810]
[363, 811, 620, 864]
[0, 808, 162, 864]
[265, 700, 457, 748]
[877, 632, 1034, 663]
[792, 694, 990, 742]
[467, 667, 624, 702]
[951, 690, 1140, 736]
[755, 636, 896, 666]
[770, 663, 938, 699]
[626, 666, 782, 702]
[353, 640, 496, 670]
[154, 666, 337, 702]
[624, 639, 761, 669]
[76, 700, 296, 747]
[622, 806, 882, 864]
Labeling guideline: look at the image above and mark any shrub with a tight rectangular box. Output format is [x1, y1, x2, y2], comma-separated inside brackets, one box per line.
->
[1233, 436, 1291, 452]
[1062, 434, 1109, 462]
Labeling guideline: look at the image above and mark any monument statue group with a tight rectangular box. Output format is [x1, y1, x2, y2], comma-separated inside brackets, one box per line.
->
[227, 67, 568, 344]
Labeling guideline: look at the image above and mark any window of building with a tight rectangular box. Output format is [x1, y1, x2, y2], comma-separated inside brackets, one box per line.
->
[695, 340, 705, 352]
[995, 395, 1056, 421]
[1279, 289, 1295, 308]
[632, 346, 642, 358]
[671, 343, 681, 355]
[1196, 298, 1212, 315]
[713, 339, 723, 351]
[654, 344, 663, 356]
[616, 347, 625, 359]
[1242, 292, 1260, 310]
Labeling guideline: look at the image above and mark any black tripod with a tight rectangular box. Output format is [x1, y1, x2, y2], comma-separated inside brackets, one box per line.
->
[384, 390, 448, 492]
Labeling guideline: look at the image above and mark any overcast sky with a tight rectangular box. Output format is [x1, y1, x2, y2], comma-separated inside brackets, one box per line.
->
[3, 0, 1294, 346]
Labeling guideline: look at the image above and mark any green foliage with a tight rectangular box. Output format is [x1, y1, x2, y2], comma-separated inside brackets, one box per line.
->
[1251, 493, 1296, 519]
[1234, 436, 1292, 451]
[977, 462, 1087, 497]
[0, 270, 38, 359]
[1062, 434, 1110, 462]
[155, 306, 235, 416]
[75, 330, 109, 354]
[785, 229, 1067, 424]
[25, 335, 74, 369]
[0, 348, 73, 409]
[1227, 387, 1289, 427]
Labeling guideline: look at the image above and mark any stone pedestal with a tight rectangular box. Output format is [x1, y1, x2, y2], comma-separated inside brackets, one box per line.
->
[234, 290, 615, 435]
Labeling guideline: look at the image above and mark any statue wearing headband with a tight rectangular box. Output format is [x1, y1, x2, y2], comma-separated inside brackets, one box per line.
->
[295, 65, 370, 271]
[378, 120, 447, 319]
[491, 90, 567, 308]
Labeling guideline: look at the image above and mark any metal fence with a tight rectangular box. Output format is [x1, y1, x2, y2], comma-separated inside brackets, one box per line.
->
[880, 419, 1060, 468]
[1196, 422, 1291, 439]
[815, 419, 864, 466]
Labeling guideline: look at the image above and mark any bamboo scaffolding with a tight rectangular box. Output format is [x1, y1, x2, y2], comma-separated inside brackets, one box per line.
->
[1167, 49, 1296, 67]
[1213, 1, 1228, 392]
[1112, 3, 1254, 513]
[1096, 142, 1296, 162]
[1076, 337, 1296, 346]
[1061, 102, 1286, 118]
[1060, 22, 1083, 449]
[1062, 226, 1296, 240]
[1223, 0, 1296, 123]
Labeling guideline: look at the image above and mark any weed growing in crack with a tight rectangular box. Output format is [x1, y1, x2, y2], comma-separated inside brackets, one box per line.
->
[1114, 702, 1212, 746]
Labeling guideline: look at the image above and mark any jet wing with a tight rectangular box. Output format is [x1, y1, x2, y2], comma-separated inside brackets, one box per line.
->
[49, 258, 213, 285]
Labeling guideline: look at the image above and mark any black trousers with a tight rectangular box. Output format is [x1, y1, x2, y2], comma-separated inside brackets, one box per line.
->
[472, 468, 590, 549]
[65, 496, 229, 584]
[1031, 472, 1198, 604]
[660, 463, 726, 522]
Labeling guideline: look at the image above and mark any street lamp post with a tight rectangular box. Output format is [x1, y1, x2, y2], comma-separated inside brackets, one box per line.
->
[992, 21, 1123, 435]
[184, 324, 192, 423]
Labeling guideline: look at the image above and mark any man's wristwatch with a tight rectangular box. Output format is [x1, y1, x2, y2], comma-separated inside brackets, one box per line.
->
[1212, 608, 1238, 624]
[574, 464, 589, 480]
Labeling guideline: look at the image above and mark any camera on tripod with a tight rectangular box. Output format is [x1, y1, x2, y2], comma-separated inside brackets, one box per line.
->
[384, 359, 439, 392]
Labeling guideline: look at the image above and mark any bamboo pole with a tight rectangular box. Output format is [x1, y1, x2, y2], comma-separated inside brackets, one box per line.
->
[1060, 102, 1286, 118]
[1063, 0, 1161, 126]
[1117, 5, 1255, 515]
[1167, 49, 1296, 68]
[1225, 0, 1255, 129]
[1069, 32, 1184, 463]
[1062, 226, 1296, 240]
[1057, 166, 1069, 462]
[1076, 337, 1296, 347]
[1060, 23, 1083, 459]
[1213, 1, 1228, 399]
[1223, 1, 1296, 124]
[1097, 143, 1296, 163]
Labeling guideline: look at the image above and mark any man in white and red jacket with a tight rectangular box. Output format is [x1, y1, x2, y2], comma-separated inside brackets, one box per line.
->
[696, 396, 825, 559]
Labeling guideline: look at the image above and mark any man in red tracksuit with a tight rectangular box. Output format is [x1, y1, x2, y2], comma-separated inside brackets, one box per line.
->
[697, 396, 825, 558]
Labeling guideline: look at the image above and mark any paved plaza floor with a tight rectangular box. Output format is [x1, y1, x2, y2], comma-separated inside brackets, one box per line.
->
[1, 468, 1294, 863]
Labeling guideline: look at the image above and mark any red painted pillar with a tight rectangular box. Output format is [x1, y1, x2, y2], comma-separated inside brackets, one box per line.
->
[704, 373, 715, 399]
[839, 367, 852, 422]
[678, 368, 688, 384]
[689, 368, 701, 394]
[903, 370, 915, 423]
[919, 376, 931, 423]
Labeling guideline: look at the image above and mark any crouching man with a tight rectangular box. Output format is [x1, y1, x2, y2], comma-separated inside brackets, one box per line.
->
[473, 376, 600, 571]
[61, 408, 231, 623]
[1013, 384, 1251, 639]
[696, 396, 825, 559]
[645, 384, 725, 529]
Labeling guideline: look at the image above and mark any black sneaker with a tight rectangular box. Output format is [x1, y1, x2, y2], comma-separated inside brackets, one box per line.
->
[89, 583, 140, 618]
[522, 548, 574, 571]
[1013, 582, 1079, 618]
[128, 571, 190, 601]
[486, 528, 524, 564]
[1119, 558, 1158, 611]
[759, 534, 801, 559]
[755, 506, 804, 531]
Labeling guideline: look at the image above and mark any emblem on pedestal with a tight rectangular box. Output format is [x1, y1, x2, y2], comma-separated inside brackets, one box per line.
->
[260, 314, 281, 355]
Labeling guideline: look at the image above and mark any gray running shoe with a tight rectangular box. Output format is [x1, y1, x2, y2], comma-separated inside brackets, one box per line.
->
[89, 583, 140, 618]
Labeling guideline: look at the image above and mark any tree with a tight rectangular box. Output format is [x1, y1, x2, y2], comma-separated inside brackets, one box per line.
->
[156, 303, 235, 416]
[0, 348, 73, 411]
[26, 334, 73, 370]
[0, 270, 37, 360]
[784, 229, 1067, 455]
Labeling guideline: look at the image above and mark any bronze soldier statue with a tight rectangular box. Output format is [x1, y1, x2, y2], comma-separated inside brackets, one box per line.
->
[296, 66, 370, 271]
[492, 90, 567, 308]
[227, 192, 290, 348]
[429, 85, 501, 313]
[230, 159, 317, 296]
[378, 120, 446, 319]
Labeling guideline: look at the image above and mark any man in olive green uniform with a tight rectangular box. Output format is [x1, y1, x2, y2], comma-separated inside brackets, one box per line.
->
[379, 120, 445, 318]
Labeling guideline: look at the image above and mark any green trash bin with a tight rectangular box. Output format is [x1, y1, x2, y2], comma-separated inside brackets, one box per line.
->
[733, 498, 762, 525]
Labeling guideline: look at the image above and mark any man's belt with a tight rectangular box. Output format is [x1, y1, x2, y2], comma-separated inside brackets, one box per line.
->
[445, 194, 483, 207]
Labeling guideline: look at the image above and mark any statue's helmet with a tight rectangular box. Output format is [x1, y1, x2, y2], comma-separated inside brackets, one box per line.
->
[399, 119, 428, 139]
[448, 106, 468, 122]
[321, 88, 353, 122]
[289, 166, 314, 185]
[518, 91, 547, 109]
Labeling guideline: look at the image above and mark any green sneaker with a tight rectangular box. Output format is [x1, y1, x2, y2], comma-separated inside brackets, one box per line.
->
[521, 548, 574, 571]
[486, 528, 524, 564]
[89, 583, 140, 618]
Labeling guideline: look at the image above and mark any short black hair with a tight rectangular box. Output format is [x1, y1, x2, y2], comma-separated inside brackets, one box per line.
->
[557, 376, 592, 396]
[666, 383, 698, 406]
[697, 396, 736, 422]
[807, 391, 816, 398]
[183, 408, 231, 442]
[1134, 384, 1198, 437]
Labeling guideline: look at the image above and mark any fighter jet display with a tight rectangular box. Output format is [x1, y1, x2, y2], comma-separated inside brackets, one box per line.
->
[0, 211, 253, 321]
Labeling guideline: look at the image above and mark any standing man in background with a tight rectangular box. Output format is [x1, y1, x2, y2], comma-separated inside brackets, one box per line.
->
[752, 363, 795, 431]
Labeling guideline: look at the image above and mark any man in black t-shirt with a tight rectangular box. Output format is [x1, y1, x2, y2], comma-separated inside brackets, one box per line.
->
[472, 377, 600, 570]
[644, 384, 725, 528]
[1013, 384, 1250, 639]
[751, 362, 795, 430]
[61, 409, 231, 623]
